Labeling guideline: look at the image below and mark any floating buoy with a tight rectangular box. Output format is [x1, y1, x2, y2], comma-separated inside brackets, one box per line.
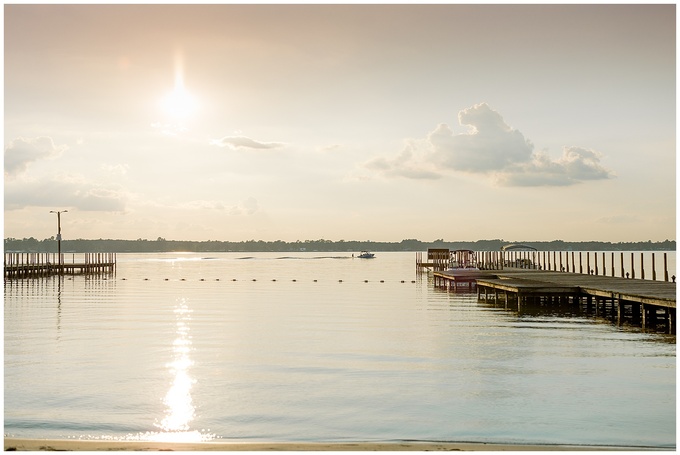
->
[339, 279, 343, 282]
[401, 280, 405, 283]
[180, 278, 186, 281]
[232, 279, 237, 281]
[144, 278, 149, 281]
[380, 280, 384, 283]
[200, 278, 205, 281]
[216, 279, 220, 281]
[122, 278, 127, 280]
[252, 279, 257, 281]
[292, 279, 296, 282]
[272, 279, 277, 282]
[164, 278, 169, 281]
[313, 279, 317, 282]
[364, 280, 368, 283]
[411, 280, 416, 283]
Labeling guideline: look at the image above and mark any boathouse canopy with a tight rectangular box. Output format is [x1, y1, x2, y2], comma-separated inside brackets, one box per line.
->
[500, 244, 537, 251]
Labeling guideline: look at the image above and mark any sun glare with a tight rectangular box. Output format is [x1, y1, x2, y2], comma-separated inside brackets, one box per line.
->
[161, 53, 197, 120]
[161, 84, 196, 120]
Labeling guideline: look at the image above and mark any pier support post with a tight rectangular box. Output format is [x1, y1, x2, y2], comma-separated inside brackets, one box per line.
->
[517, 292, 522, 313]
[668, 309, 675, 334]
[641, 304, 657, 330]
[631, 303, 641, 325]
[631, 253, 635, 279]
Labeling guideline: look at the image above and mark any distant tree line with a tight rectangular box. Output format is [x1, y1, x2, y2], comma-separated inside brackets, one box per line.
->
[3, 237, 676, 253]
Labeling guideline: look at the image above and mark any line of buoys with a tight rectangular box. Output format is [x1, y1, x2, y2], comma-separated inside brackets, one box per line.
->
[117, 278, 420, 283]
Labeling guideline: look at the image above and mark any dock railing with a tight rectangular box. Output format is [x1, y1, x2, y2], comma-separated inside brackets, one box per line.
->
[4, 252, 116, 279]
[418, 250, 675, 282]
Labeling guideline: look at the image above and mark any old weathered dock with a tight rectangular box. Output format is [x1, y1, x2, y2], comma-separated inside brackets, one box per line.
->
[4, 253, 116, 279]
[433, 267, 676, 333]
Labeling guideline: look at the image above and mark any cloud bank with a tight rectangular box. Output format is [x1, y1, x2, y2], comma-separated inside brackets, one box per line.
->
[5, 176, 127, 212]
[4, 136, 127, 212]
[363, 103, 614, 187]
[5, 136, 67, 177]
[181, 197, 259, 215]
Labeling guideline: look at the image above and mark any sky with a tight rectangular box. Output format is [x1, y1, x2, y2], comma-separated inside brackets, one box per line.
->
[3, 3, 676, 243]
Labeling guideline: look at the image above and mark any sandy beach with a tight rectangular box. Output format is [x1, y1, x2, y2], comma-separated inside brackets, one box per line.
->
[4, 438, 648, 451]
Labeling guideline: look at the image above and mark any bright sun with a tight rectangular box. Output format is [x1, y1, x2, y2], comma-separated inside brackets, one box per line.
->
[161, 52, 197, 120]
[161, 85, 196, 119]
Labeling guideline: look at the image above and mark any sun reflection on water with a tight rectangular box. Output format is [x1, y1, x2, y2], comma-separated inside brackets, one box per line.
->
[138, 298, 214, 443]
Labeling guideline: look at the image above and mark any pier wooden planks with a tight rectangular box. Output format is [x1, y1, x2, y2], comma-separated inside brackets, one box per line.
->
[435, 267, 676, 308]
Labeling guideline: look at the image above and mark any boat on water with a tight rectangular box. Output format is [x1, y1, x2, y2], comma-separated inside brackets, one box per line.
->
[357, 251, 375, 259]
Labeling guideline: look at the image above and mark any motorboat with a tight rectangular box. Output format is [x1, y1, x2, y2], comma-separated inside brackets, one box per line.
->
[357, 251, 375, 259]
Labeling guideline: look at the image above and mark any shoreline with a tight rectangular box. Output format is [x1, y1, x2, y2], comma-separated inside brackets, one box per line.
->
[3, 438, 665, 451]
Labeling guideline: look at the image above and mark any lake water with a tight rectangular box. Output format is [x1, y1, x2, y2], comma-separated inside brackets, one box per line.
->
[4, 252, 676, 448]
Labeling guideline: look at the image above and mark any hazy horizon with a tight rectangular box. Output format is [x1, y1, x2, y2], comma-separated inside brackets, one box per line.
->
[5, 236, 675, 247]
[4, 4, 676, 243]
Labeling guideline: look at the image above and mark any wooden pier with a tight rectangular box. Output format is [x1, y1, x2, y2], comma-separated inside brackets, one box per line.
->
[4, 253, 116, 279]
[433, 267, 676, 333]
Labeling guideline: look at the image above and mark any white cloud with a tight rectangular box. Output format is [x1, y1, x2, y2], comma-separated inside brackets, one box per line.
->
[318, 144, 342, 153]
[179, 197, 259, 215]
[493, 147, 615, 187]
[4, 136, 67, 177]
[182, 200, 227, 210]
[363, 103, 614, 187]
[211, 136, 285, 150]
[101, 163, 129, 175]
[151, 121, 188, 136]
[429, 103, 534, 172]
[230, 197, 259, 215]
[363, 141, 442, 180]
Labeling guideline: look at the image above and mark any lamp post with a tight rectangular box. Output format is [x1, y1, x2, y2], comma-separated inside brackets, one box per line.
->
[50, 210, 68, 263]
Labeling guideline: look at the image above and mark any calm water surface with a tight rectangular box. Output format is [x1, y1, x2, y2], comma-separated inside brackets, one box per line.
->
[4, 252, 676, 447]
